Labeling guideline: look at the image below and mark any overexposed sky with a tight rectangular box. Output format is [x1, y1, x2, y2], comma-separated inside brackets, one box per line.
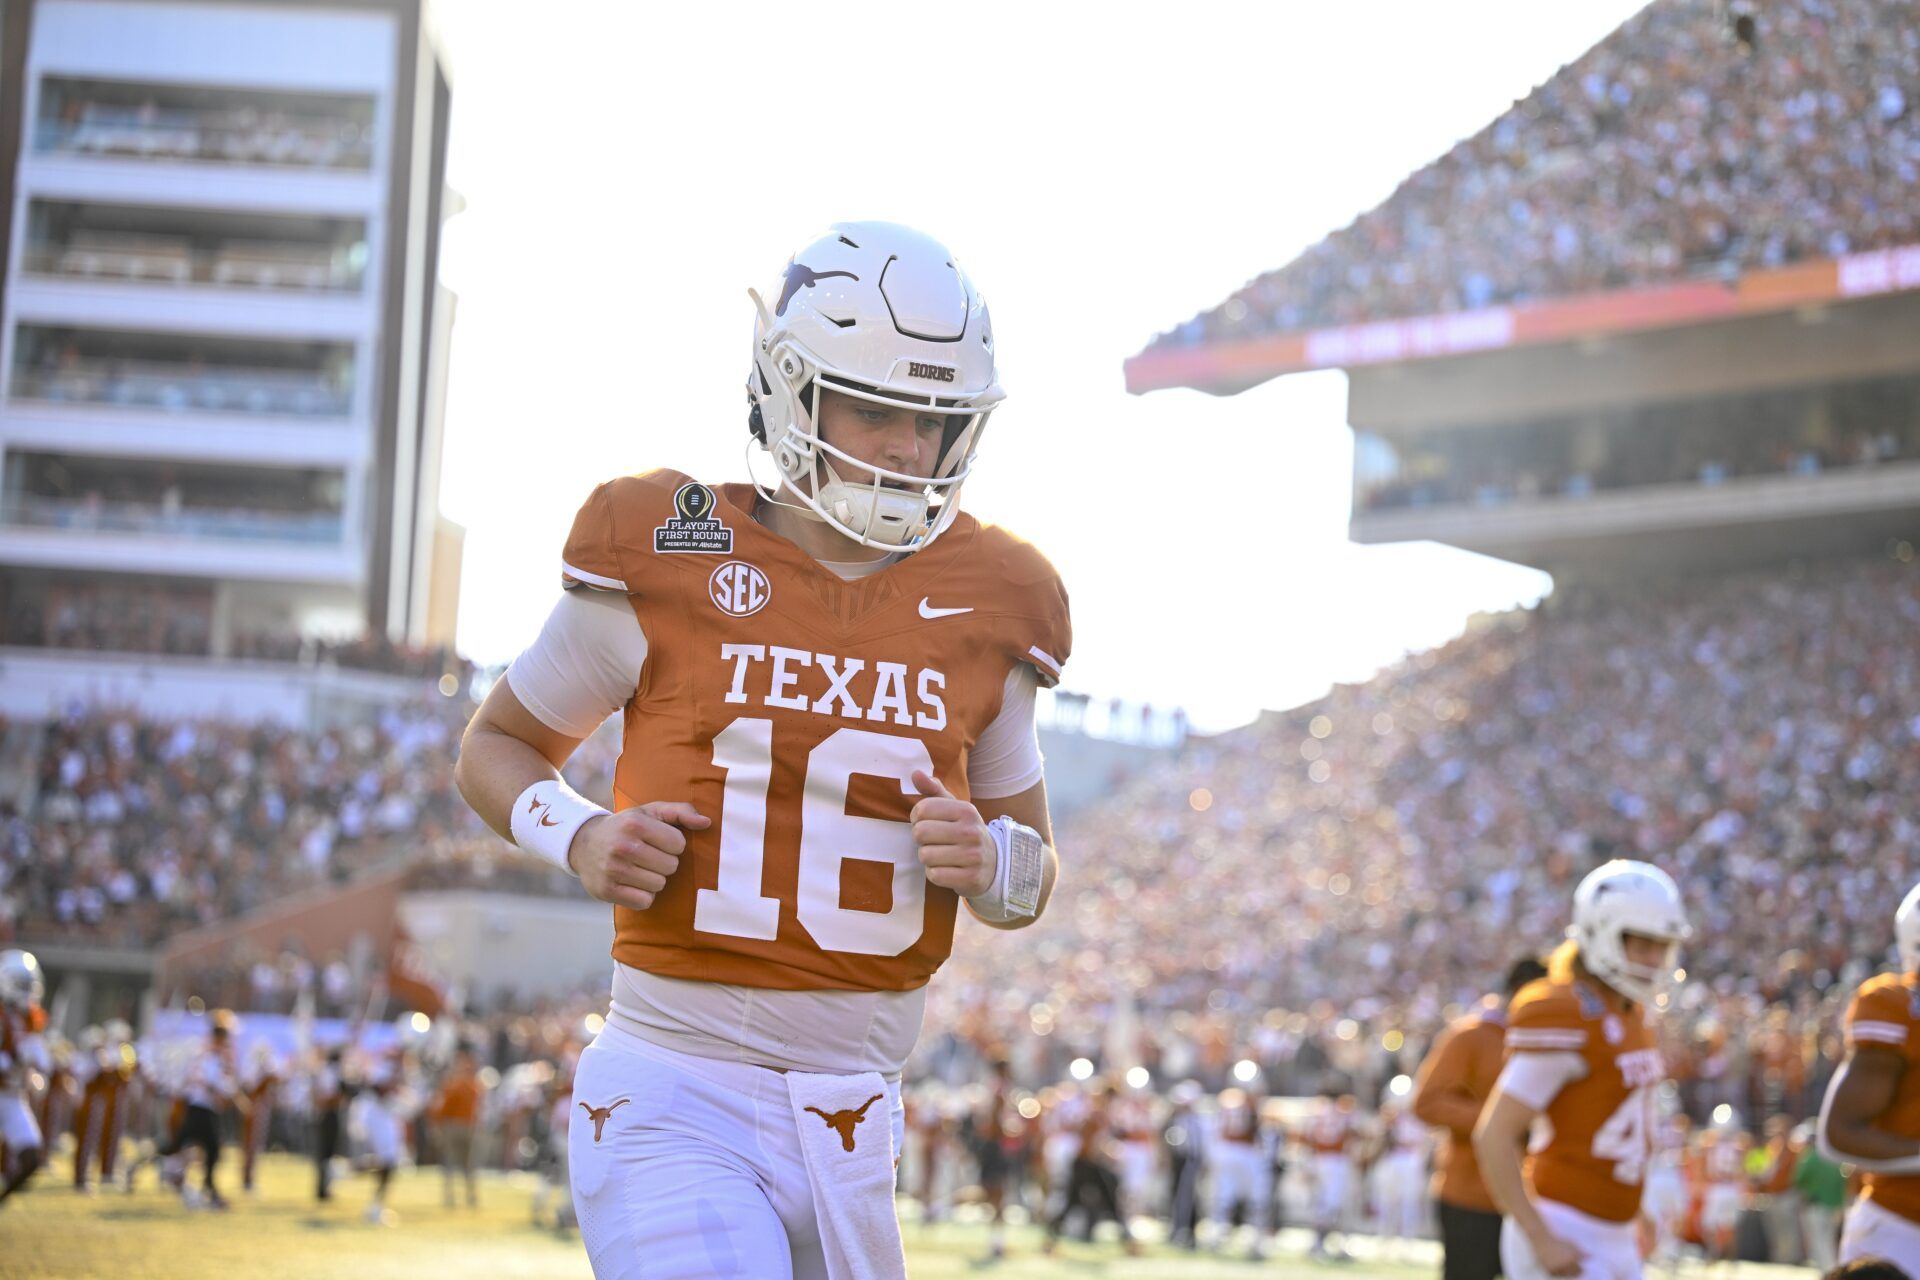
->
[432, 1, 1646, 731]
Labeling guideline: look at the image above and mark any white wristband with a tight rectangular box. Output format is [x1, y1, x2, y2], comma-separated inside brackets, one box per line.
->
[967, 817, 1046, 922]
[509, 779, 608, 876]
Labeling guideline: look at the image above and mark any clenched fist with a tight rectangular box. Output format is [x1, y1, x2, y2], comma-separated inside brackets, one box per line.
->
[910, 770, 995, 898]
[570, 802, 709, 911]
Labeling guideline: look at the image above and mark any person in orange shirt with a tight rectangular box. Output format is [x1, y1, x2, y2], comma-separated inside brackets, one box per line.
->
[1412, 955, 1549, 1280]
[1818, 879, 1920, 1277]
[1474, 861, 1691, 1280]
[457, 222, 1067, 1280]
[431, 1045, 486, 1209]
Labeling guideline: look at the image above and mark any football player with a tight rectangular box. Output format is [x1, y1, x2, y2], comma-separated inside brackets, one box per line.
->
[1474, 861, 1691, 1280]
[1818, 879, 1920, 1277]
[1304, 1091, 1360, 1259]
[457, 222, 1068, 1279]
[1411, 955, 1550, 1280]
[1207, 1085, 1270, 1259]
[0, 948, 49, 1206]
[1691, 1117, 1748, 1263]
[1373, 1099, 1433, 1257]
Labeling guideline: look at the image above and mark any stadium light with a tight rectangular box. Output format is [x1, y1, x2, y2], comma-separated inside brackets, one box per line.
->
[409, 1012, 431, 1034]
[1069, 1057, 1094, 1081]
[1389, 1074, 1412, 1097]
[1232, 1058, 1258, 1083]
[584, 1013, 606, 1037]
[1125, 1066, 1150, 1090]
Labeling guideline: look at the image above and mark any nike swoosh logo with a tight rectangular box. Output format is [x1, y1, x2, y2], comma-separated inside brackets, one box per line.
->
[538, 813, 560, 827]
[918, 598, 973, 619]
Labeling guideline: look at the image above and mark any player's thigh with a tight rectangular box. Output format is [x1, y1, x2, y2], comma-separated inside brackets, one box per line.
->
[1841, 1199, 1920, 1277]
[0, 1098, 42, 1151]
[573, 1120, 792, 1280]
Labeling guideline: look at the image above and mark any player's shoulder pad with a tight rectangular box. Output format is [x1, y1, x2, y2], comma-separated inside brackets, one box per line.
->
[561, 468, 696, 591]
[1847, 970, 1918, 1037]
[969, 520, 1066, 594]
[1504, 978, 1590, 1049]
[966, 521, 1071, 686]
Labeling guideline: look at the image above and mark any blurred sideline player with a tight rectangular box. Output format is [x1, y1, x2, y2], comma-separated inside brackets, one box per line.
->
[1305, 1091, 1360, 1259]
[1207, 1085, 1269, 1259]
[1373, 1099, 1432, 1257]
[1413, 955, 1550, 1280]
[0, 948, 49, 1206]
[127, 1008, 247, 1209]
[457, 222, 1069, 1279]
[1691, 1117, 1748, 1262]
[1818, 879, 1920, 1277]
[1475, 861, 1691, 1280]
[1641, 1112, 1690, 1265]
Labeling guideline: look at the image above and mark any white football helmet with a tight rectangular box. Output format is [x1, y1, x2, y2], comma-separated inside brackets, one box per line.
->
[1568, 860, 1691, 1005]
[747, 221, 1003, 551]
[1897, 879, 1920, 975]
[0, 948, 44, 1009]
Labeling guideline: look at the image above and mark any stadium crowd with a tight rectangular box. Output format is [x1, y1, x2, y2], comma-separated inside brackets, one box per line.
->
[1358, 375, 1920, 513]
[1150, 0, 1920, 349]
[925, 553, 1920, 1138]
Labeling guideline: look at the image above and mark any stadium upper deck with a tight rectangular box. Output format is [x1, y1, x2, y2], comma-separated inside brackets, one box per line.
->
[1127, 0, 1920, 577]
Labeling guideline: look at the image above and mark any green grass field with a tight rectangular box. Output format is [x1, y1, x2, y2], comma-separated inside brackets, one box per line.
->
[0, 1152, 1820, 1279]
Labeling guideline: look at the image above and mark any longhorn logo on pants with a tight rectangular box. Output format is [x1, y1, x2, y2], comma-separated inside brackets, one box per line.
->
[804, 1094, 884, 1153]
[579, 1098, 629, 1142]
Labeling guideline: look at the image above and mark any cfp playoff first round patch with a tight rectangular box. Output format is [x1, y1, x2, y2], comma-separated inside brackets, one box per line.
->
[654, 482, 734, 554]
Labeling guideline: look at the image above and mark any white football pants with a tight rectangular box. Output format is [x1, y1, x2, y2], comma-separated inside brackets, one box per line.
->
[1501, 1197, 1642, 1280]
[568, 1020, 904, 1280]
[1208, 1142, 1270, 1232]
[1841, 1197, 1920, 1280]
[0, 1095, 41, 1152]
[1314, 1152, 1353, 1230]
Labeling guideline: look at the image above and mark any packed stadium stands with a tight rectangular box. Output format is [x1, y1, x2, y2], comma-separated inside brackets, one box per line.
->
[926, 552, 1919, 1129]
[1148, 0, 1920, 349]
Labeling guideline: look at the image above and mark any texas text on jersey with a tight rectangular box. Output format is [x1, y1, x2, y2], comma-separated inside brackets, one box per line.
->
[1844, 969, 1920, 1224]
[558, 468, 1070, 993]
[1507, 940, 1666, 1223]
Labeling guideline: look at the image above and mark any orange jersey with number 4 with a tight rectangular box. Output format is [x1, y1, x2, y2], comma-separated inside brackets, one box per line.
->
[1844, 970, 1920, 1226]
[1506, 942, 1666, 1223]
[560, 470, 1070, 994]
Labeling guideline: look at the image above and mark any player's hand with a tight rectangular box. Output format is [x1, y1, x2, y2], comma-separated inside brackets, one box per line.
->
[1528, 1227, 1584, 1277]
[570, 802, 710, 910]
[910, 770, 995, 898]
[1634, 1212, 1656, 1260]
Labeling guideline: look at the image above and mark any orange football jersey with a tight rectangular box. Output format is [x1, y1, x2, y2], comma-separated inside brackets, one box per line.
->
[1844, 970, 1920, 1226]
[560, 470, 1070, 994]
[1306, 1108, 1353, 1155]
[1506, 942, 1666, 1223]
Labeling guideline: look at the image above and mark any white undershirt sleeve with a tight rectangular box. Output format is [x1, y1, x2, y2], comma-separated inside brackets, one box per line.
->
[503, 589, 647, 738]
[965, 664, 1044, 800]
[1496, 1051, 1589, 1112]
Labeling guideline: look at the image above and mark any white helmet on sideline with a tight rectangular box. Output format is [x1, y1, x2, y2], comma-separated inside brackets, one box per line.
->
[747, 221, 1003, 552]
[1568, 860, 1691, 1005]
[1897, 880, 1920, 975]
[0, 948, 44, 1009]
